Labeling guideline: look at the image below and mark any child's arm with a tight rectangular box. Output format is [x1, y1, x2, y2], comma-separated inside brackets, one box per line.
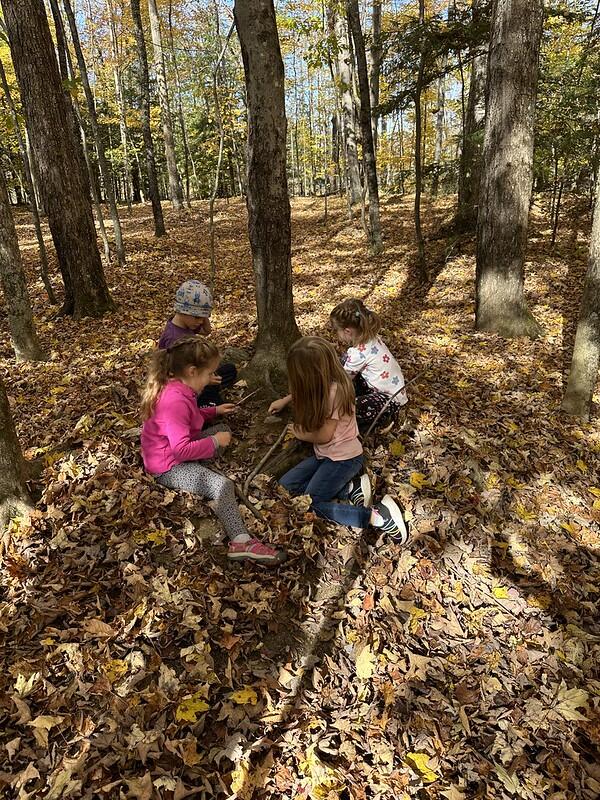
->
[160, 400, 218, 461]
[292, 418, 337, 445]
[268, 394, 292, 414]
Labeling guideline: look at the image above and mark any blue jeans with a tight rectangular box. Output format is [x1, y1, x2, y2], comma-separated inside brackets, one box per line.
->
[280, 454, 371, 528]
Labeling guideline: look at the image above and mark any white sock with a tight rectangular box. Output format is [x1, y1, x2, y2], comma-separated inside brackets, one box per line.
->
[231, 533, 251, 544]
[370, 508, 384, 527]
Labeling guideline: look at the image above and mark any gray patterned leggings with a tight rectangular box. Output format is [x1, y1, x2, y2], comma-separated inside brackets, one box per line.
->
[155, 424, 248, 541]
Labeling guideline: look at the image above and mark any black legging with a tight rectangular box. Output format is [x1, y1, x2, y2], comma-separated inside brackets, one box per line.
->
[197, 362, 238, 406]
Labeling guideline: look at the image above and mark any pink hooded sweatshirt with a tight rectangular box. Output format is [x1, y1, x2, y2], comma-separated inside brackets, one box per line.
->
[141, 380, 218, 475]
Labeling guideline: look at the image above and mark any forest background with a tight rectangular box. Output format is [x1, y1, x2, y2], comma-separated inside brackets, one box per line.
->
[0, 0, 599, 798]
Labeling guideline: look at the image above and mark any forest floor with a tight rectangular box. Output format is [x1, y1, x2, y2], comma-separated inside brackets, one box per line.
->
[0, 194, 599, 800]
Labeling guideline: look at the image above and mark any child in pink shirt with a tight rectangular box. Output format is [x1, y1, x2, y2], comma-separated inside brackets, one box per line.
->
[269, 337, 409, 542]
[141, 337, 286, 565]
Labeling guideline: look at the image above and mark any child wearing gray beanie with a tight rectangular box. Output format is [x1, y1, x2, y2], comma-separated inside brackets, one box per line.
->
[158, 280, 237, 405]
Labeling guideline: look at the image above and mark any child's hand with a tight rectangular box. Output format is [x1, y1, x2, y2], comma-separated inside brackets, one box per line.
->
[269, 397, 288, 415]
[214, 431, 232, 449]
[209, 373, 223, 385]
[216, 403, 236, 416]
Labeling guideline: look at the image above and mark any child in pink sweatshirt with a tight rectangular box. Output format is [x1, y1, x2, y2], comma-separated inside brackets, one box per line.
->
[141, 337, 286, 565]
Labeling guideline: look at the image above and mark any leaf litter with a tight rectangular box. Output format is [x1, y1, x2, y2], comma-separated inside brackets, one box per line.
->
[0, 195, 599, 798]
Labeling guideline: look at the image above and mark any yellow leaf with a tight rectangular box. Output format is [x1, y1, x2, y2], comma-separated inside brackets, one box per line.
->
[175, 692, 210, 722]
[230, 759, 251, 797]
[409, 606, 428, 633]
[554, 684, 588, 721]
[356, 644, 376, 680]
[404, 752, 439, 783]
[515, 503, 536, 521]
[230, 687, 258, 705]
[409, 472, 428, 489]
[299, 743, 344, 798]
[560, 522, 577, 535]
[101, 659, 129, 683]
[389, 440, 405, 456]
[594, 499, 600, 511]
[589, 487, 600, 498]
[526, 593, 551, 610]
[576, 459, 587, 473]
[492, 586, 510, 599]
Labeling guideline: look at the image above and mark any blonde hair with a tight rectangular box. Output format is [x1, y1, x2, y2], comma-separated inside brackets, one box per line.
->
[330, 298, 381, 346]
[141, 337, 219, 420]
[287, 336, 355, 431]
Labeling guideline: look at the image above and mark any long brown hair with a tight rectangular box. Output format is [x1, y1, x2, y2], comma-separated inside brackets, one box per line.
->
[287, 336, 355, 431]
[330, 298, 381, 345]
[141, 337, 219, 420]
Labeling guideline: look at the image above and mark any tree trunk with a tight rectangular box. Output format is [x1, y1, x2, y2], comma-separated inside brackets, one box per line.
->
[329, 9, 362, 205]
[1, 0, 113, 318]
[413, 0, 427, 279]
[561, 176, 600, 420]
[63, 0, 126, 266]
[233, 0, 300, 384]
[347, 0, 382, 252]
[0, 376, 32, 533]
[147, 0, 184, 211]
[457, 0, 486, 229]
[0, 61, 55, 305]
[106, 0, 133, 212]
[475, 0, 543, 337]
[49, 0, 112, 267]
[0, 170, 46, 362]
[431, 72, 445, 196]
[370, 0, 382, 150]
[130, 0, 166, 237]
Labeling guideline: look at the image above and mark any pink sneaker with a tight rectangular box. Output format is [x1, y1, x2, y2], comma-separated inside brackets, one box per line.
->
[227, 538, 287, 565]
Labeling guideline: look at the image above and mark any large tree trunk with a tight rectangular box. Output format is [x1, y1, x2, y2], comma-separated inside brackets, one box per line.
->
[1, 0, 113, 318]
[0, 170, 46, 362]
[457, 0, 486, 229]
[413, 0, 427, 280]
[347, 0, 382, 252]
[147, 0, 184, 211]
[0, 61, 56, 305]
[475, 0, 543, 338]
[130, 0, 166, 237]
[329, 9, 362, 206]
[234, 0, 300, 384]
[561, 177, 600, 420]
[63, 0, 126, 266]
[0, 376, 32, 533]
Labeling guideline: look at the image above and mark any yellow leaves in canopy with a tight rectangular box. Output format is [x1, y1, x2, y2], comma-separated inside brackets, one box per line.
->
[230, 687, 259, 705]
[404, 752, 439, 783]
[175, 692, 210, 723]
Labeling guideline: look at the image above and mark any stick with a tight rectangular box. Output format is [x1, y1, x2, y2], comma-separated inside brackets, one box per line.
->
[244, 425, 289, 496]
[235, 387, 261, 406]
[363, 371, 422, 439]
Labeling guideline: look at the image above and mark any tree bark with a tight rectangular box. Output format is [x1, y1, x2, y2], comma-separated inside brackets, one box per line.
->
[457, 0, 486, 229]
[0, 170, 46, 362]
[431, 72, 445, 196]
[370, 0, 382, 150]
[0, 375, 32, 533]
[63, 0, 126, 266]
[561, 176, 600, 420]
[413, 0, 427, 279]
[233, 0, 300, 383]
[347, 0, 382, 252]
[329, 8, 362, 205]
[130, 0, 166, 237]
[106, 0, 133, 212]
[475, 0, 544, 338]
[0, 61, 56, 305]
[1, 0, 113, 318]
[147, 0, 184, 211]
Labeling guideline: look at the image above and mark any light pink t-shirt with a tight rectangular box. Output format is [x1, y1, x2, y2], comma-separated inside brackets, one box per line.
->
[314, 383, 363, 462]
